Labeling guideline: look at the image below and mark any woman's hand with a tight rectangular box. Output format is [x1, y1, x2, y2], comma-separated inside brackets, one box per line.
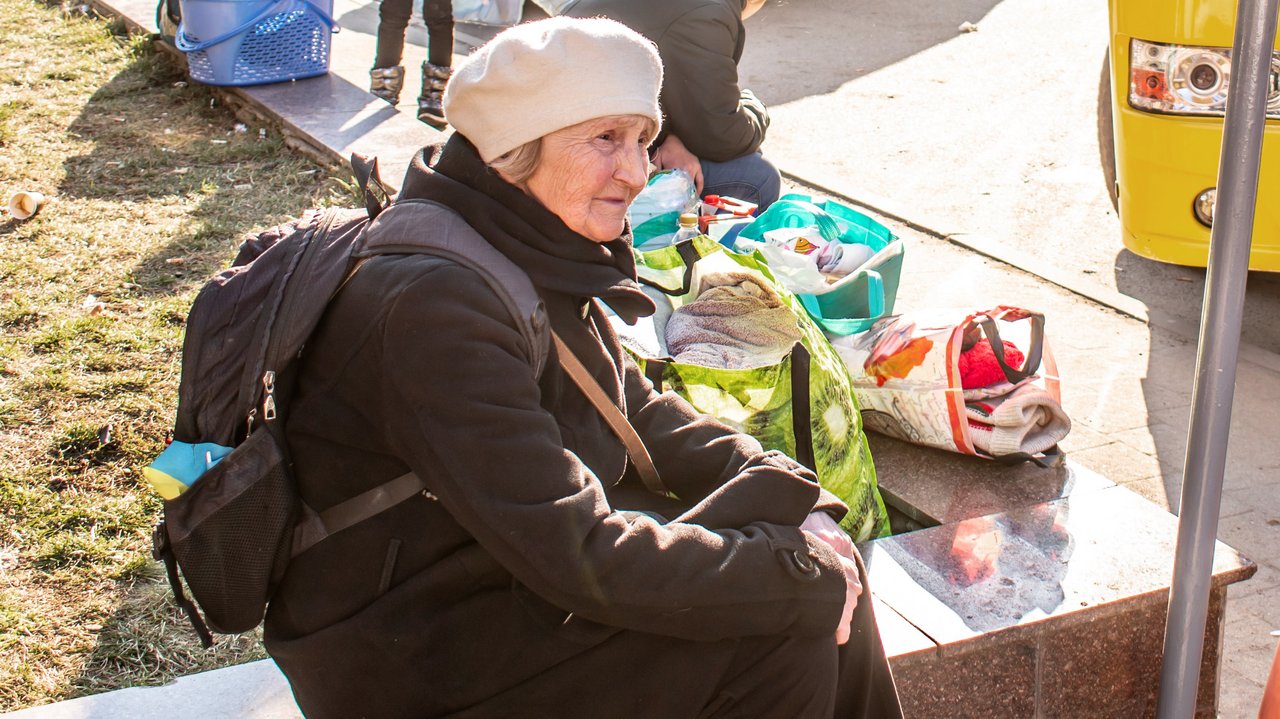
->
[651, 134, 705, 195]
[800, 511, 863, 645]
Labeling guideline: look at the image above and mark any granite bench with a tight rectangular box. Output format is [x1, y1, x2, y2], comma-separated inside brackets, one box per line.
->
[863, 434, 1256, 718]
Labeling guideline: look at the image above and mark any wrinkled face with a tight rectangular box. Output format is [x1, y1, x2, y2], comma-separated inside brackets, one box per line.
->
[522, 115, 654, 243]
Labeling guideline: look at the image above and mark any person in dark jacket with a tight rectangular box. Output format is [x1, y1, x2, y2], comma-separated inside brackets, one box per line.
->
[264, 16, 901, 719]
[563, 0, 781, 209]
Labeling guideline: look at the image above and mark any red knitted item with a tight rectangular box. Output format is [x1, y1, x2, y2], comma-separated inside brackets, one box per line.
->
[958, 338, 1024, 389]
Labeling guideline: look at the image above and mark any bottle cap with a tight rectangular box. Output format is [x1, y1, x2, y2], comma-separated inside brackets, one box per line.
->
[678, 212, 698, 227]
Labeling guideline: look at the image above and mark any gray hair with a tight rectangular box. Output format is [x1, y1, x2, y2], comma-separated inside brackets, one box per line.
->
[486, 115, 660, 187]
[487, 138, 543, 186]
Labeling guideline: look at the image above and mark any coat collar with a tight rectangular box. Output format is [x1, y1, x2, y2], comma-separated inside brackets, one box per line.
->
[398, 134, 655, 324]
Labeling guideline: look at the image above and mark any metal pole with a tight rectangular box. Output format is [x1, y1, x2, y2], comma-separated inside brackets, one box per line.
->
[1156, 0, 1279, 716]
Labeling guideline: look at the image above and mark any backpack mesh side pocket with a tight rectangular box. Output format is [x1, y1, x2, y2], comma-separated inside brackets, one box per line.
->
[161, 426, 298, 634]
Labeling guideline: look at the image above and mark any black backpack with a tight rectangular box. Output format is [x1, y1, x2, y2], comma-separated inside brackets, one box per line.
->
[151, 155, 550, 645]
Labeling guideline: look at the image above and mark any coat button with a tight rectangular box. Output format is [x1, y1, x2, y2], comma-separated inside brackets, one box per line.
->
[791, 550, 816, 573]
[782, 549, 820, 581]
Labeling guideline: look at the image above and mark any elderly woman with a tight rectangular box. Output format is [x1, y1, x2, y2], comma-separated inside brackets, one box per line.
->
[263, 17, 901, 719]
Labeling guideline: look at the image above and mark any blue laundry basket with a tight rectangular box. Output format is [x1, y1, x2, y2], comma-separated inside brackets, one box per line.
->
[176, 0, 337, 86]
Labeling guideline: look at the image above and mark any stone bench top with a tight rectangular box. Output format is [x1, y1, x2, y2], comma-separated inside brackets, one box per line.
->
[863, 483, 1256, 662]
[867, 433, 1117, 527]
[861, 432, 1255, 662]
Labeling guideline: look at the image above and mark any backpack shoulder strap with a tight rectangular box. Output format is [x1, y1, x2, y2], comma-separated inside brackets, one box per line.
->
[290, 200, 550, 557]
[291, 470, 427, 557]
[356, 199, 550, 378]
[551, 331, 668, 497]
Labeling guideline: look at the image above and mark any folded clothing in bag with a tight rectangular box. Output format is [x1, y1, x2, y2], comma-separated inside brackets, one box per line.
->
[957, 337, 1070, 457]
[829, 306, 1068, 465]
[666, 272, 802, 369]
[966, 384, 1070, 457]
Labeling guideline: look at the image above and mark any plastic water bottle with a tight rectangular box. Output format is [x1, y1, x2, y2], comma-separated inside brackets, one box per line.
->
[672, 213, 700, 243]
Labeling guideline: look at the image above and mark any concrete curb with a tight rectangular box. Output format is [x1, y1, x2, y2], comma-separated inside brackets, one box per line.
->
[0, 660, 299, 718]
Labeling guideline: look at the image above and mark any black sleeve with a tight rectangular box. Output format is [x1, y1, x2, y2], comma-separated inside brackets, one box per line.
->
[657, 4, 769, 161]
[621, 356, 848, 529]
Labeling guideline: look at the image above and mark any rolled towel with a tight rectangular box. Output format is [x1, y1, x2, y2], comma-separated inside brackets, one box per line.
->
[966, 384, 1071, 457]
[666, 272, 802, 369]
[963, 376, 1036, 402]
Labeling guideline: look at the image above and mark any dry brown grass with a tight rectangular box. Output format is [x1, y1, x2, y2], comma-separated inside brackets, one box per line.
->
[0, 0, 352, 709]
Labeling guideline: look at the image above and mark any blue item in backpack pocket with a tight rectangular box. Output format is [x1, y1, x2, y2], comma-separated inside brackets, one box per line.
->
[737, 194, 903, 335]
[176, 0, 337, 86]
[142, 440, 234, 499]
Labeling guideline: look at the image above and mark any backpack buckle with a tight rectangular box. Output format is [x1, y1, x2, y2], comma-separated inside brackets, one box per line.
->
[151, 520, 170, 561]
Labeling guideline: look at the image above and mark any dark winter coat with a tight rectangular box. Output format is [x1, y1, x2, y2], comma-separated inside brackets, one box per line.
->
[562, 0, 769, 163]
[262, 135, 848, 718]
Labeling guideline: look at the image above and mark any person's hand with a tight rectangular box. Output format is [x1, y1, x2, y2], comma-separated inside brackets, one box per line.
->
[800, 511, 863, 645]
[651, 134, 704, 195]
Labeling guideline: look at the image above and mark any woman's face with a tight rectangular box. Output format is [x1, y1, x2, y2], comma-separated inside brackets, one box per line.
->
[523, 115, 654, 243]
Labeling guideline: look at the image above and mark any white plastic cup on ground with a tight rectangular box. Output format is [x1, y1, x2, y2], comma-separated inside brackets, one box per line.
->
[8, 191, 46, 220]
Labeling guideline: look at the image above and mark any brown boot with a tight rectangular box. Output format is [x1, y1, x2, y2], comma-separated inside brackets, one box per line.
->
[417, 62, 451, 129]
[369, 65, 405, 105]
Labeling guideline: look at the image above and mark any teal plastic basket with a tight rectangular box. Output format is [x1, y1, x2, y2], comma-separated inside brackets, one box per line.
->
[176, 0, 336, 87]
[737, 194, 903, 335]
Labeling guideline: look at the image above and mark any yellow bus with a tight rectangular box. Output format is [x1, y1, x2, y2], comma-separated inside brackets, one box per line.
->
[1101, 1, 1280, 269]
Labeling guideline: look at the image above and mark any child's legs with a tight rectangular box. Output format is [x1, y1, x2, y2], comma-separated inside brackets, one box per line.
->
[374, 0, 414, 68]
[423, 0, 455, 68]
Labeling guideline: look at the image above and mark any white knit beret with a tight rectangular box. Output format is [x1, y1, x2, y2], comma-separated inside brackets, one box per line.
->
[443, 16, 664, 163]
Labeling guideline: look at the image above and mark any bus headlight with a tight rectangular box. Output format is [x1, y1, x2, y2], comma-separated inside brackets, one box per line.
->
[1129, 38, 1280, 118]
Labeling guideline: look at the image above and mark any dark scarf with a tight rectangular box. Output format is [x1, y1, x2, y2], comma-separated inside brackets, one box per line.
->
[397, 134, 656, 323]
